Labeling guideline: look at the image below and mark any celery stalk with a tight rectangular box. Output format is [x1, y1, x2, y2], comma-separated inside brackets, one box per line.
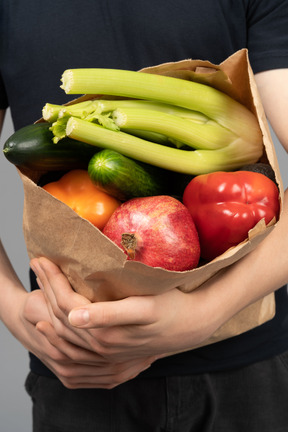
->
[42, 100, 98, 122]
[42, 103, 64, 123]
[122, 129, 173, 146]
[112, 108, 237, 150]
[65, 117, 262, 175]
[94, 99, 209, 123]
[43, 98, 209, 123]
[60, 68, 262, 144]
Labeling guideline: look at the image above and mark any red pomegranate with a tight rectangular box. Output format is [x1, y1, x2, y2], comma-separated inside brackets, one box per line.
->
[103, 195, 200, 271]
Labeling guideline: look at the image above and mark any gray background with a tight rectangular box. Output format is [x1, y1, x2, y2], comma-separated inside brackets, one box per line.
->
[0, 108, 288, 432]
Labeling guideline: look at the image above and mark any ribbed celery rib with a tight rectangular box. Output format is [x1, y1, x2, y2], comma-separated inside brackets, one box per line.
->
[66, 117, 262, 175]
[98, 100, 209, 123]
[43, 99, 210, 124]
[112, 108, 236, 150]
[60, 68, 262, 144]
[43, 100, 97, 122]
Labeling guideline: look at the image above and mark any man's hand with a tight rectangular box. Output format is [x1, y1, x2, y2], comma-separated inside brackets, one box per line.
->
[20, 286, 155, 389]
[30, 257, 226, 366]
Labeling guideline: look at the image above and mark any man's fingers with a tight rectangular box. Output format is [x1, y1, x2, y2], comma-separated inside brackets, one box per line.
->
[30, 257, 90, 317]
[68, 295, 156, 328]
[36, 321, 105, 364]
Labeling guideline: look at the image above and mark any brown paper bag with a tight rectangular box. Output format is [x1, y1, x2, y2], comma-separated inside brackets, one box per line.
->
[19, 49, 283, 346]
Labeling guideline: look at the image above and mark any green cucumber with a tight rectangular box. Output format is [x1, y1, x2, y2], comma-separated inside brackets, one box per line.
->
[3, 122, 99, 171]
[88, 149, 168, 200]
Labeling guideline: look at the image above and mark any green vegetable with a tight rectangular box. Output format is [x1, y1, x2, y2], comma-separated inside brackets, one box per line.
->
[3, 122, 98, 171]
[64, 116, 262, 175]
[112, 107, 236, 150]
[47, 68, 263, 175]
[122, 128, 173, 146]
[42, 100, 96, 123]
[88, 149, 168, 200]
[43, 99, 208, 124]
[60, 68, 262, 143]
[45, 98, 208, 148]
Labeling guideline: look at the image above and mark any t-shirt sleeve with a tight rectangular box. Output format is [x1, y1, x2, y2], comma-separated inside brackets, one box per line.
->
[246, 0, 288, 73]
[0, 73, 8, 110]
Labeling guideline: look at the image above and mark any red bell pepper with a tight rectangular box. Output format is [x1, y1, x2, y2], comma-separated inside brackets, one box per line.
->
[183, 170, 280, 261]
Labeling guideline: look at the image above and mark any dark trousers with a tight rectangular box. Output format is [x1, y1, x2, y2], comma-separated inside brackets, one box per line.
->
[25, 350, 288, 432]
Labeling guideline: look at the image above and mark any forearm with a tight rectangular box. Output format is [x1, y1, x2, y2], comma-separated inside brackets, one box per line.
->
[0, 110, 28, 325]
[0, 240, 27, 325]
[198, 187, 288, 330]
[255, 70, 288, 152]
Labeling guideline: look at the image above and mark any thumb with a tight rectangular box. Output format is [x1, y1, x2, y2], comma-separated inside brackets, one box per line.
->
[68, 296, 154, 328]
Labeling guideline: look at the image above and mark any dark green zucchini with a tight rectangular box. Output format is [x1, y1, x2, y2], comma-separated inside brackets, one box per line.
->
[88, 149, 169, 200]
[3, 122, 99, 171]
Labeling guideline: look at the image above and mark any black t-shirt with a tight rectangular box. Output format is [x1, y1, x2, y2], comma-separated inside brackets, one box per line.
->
[1, 0, 288, 378]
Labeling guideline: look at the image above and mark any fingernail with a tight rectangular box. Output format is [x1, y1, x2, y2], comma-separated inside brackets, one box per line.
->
[68, 309, 90, 326]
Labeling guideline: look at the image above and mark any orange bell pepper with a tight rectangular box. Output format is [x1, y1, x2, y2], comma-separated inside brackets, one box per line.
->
[43, 169, 121, 230]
